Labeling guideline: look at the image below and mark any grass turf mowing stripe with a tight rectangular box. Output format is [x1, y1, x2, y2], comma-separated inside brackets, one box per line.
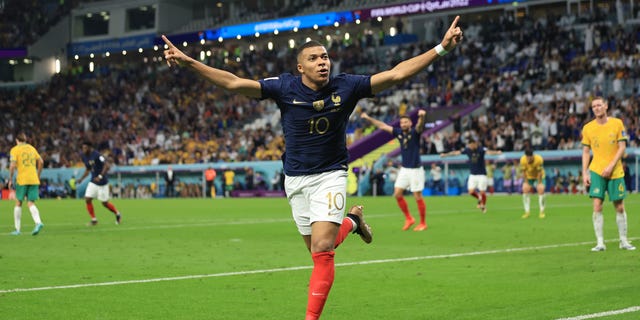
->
[2, 237, 635, 294]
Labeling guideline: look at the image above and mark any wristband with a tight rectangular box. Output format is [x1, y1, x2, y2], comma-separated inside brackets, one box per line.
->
[434, 44, 448, 56]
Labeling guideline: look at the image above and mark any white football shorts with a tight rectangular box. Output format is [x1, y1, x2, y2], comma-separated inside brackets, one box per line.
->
[467, 174, 488, 192]
[394, 167, 425, 192]
[285, 170, 347, 236]
[85, 182, 111, 202]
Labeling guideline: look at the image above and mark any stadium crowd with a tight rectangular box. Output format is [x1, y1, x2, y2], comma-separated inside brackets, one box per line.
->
[2, 3, 640, 197]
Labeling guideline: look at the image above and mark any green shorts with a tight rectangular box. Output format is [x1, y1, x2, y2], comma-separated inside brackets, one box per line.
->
[588, 171, 626, 201]
[15, 184, 39, 202]
[526, 179, 542, 187]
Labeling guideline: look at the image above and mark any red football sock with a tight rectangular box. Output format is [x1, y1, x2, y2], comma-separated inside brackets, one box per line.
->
[396, 197, 412, 219]
[86, 203, 96, 219]
[104, 202, 119, 215]
[306, 251, 335, 320]
[480, 192, 487, 206]
[416, 198, 426, 224]
[334, 218, 354, 249]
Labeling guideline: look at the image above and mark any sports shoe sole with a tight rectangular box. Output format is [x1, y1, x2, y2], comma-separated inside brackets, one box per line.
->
[349, 205, 372, 244]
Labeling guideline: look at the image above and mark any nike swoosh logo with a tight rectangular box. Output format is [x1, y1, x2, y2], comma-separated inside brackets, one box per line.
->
[293, 99, 307, 105]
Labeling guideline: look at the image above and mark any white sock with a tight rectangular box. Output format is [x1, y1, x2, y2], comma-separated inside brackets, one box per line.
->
[29, 205, 42, 225]
[523, 193, 530, 213]
[593, 212, 604, 245]
[14, 206, 22, 232]
[538, 194, 545, 212]
[616, 211, 628, 243]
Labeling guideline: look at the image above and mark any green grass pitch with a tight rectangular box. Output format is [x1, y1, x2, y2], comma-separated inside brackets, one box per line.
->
[1, 194, 639, 319]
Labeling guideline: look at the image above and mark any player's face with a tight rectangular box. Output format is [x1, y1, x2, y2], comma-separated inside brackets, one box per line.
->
[81, 144, 90, 155]
[297, 46, 331, 89]
[399, 117, 412, 131]
[591, 99, 608, 118]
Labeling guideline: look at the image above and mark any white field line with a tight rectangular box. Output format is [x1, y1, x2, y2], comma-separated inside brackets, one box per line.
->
[555, 306, 640, 320]
[1, 237, 636, 294]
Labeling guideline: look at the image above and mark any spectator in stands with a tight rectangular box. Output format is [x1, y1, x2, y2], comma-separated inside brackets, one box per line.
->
[501, 161, 514, 195]
[164, 165, 177, 197]
[205, 167, 217, 198]
[485, 160, 496, 195]
[223, 167, 234, 197]
[162, 14, 462, 319]
[361, 110, 428, 231]
[581, 96, 634, 251]
[430, 162, 443, 194]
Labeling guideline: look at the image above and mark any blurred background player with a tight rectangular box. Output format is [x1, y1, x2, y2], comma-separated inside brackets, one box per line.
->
[485, 160, 496, 195]
[77, 141, 122, 226]
[519, 148, 546, 219]
[8, 133, 44, 235]
[581, 97, 634, 251]
[441, 139, 502, 213]
[361, 110, 428, 231]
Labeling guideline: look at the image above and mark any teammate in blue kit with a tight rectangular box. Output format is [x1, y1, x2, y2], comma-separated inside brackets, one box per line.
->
[162, 15, 463, 320]
[77, 141, 122, 226]
[361, 110, 428, 231]
[441, 139, 502, 213]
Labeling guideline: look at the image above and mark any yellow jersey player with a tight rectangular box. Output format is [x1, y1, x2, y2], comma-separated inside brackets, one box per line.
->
[581, 96, 635, 251]
[519, 148, 546, 219]
[8, 133, 45, 235]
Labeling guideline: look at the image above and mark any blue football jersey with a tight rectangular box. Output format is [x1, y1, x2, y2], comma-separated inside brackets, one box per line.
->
[259, 73, 372, 176]
[82, 150, 108, 185]
[393, 127, 421, 168]
[463, 147, 487, 175]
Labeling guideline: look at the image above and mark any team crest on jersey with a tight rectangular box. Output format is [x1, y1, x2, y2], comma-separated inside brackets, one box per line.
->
[313, 100, 325, 111]
[331, 93, 341, 106]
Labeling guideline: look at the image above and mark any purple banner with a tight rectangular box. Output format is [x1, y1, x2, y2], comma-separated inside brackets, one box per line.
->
[0, 48, 27, 59]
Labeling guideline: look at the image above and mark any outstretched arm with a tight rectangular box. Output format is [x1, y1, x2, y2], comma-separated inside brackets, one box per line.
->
[370, 16, 463, 95]
[361, 112, 393, 134]
[440, 150, 462, 158]
[415, 109, 426, 134]
[162, 35, 261, 98]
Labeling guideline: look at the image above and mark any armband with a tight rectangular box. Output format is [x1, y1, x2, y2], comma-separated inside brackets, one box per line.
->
[434, 44, 448, 56]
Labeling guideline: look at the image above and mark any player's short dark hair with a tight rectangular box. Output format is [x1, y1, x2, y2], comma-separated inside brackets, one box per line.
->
[82, 140, 93, 147]
[297, 40, 324, 60]
[400, 115, 411, 120]
[525, 148, 533, 156]
[16, 132, 27, 142]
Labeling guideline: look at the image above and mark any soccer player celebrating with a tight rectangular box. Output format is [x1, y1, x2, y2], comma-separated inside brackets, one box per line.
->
[77, 141, 122, 226]
[162, 16, 462, 319]
[581, 97, 635, 251]
[519, 148, 546, 219]
[8, 133, 45, 235]
[361, 110, 428, 231]
[440, 139, 502, 213]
